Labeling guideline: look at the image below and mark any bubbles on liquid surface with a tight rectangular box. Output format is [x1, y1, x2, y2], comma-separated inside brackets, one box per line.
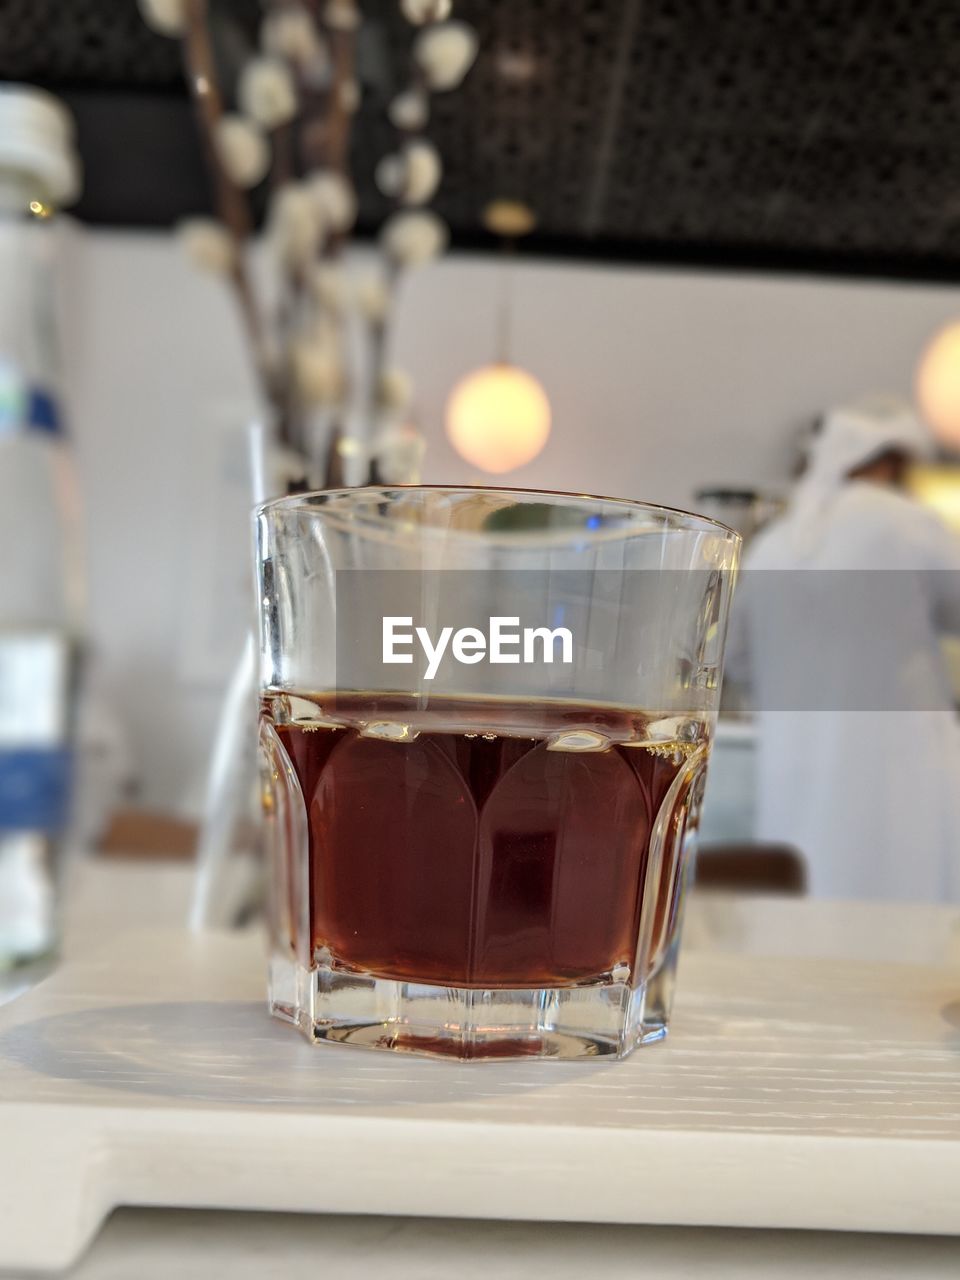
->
[646, 716, 701, 743]
[360, 721, 419, 742]
[268, 693, 342, 729]
[546, 730, 611, 753]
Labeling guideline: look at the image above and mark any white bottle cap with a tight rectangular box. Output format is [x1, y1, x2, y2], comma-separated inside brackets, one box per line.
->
[0, 84, 81, 206]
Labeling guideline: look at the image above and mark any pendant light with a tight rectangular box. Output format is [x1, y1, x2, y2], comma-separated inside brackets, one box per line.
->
[445, 201, 551, 474]
[917, 321, 960, 449]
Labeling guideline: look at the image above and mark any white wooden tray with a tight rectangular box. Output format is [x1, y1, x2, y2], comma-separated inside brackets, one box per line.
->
[1, 926, 960, 1271]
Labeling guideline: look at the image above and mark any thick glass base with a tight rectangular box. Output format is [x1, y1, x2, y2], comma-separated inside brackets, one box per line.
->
[269, 952, 675, 1061]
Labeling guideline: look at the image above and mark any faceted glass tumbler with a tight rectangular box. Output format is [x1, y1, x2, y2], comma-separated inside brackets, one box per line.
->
[256, 487, 740, 1060]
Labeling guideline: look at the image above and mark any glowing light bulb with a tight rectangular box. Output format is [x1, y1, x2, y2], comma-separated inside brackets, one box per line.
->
[917, 322, 960, 448]
[445, 363, 550, 474]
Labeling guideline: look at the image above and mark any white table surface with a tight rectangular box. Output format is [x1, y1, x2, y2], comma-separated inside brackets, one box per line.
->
[2, 859, 960, 1279]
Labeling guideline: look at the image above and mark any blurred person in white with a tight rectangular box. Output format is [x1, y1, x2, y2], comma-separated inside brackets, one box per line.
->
[727, 398, 960, 902]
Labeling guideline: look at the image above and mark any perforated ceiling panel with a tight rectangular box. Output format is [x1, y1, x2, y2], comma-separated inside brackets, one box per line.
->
[3, 0, 960, 279]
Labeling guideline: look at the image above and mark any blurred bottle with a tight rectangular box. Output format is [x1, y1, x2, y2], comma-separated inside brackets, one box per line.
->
[692, 487, 784, 546]
[0, 85, 82, 969]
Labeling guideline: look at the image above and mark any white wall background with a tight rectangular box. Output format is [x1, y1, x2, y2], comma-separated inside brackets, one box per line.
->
[63, 229, 960, 811]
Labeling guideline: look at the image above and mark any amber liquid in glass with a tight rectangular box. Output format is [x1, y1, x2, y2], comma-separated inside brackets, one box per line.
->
[263, 692, 705, 990]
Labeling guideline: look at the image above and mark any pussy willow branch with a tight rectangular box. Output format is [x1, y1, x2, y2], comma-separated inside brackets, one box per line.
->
[181, 0, 283, 431]
[296, 1, 359, 484]
[362, 55, 431, 483]
[363, 259, 398, 484]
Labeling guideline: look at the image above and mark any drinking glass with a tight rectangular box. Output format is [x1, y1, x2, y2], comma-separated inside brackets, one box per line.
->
[257, 487, 740, 1060]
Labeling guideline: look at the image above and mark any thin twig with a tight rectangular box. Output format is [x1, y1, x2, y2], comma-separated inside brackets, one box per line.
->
[297, 3, 360, 484]
[325, 24, 355, 176]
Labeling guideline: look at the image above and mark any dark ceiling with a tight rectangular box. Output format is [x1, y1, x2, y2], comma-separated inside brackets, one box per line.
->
[3, 0, 960, 281]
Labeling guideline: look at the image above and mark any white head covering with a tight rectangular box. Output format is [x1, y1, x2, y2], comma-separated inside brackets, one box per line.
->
[781, 396, 933, 557]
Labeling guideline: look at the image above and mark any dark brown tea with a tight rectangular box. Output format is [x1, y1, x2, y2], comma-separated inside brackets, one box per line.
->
[262, 692, 706, 990]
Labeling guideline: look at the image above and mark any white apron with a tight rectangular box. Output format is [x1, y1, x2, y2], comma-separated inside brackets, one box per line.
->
[731, 482, 960, 903]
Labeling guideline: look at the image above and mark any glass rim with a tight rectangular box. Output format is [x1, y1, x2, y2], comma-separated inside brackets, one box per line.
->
[255, 484, 742, 546]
